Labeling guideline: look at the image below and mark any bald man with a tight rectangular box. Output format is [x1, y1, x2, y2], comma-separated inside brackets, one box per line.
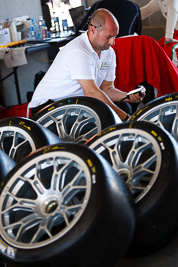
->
[29, 9, 144, 120]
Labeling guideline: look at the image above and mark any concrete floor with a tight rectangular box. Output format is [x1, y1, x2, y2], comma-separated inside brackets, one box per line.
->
[116, 235, 178, 267]
[1, 236, 178, 267]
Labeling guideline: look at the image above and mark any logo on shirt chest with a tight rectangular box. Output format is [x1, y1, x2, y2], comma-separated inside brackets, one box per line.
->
[100, 62, 111, 70]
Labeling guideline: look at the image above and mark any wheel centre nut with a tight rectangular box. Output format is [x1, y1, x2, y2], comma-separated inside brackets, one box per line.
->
[45, 199, 59, 214]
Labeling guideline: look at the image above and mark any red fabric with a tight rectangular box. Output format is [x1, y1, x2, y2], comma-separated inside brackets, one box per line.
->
[158, 30, 178, 63]
[112, 35, 178, 97]
[0, 102, 31, 119]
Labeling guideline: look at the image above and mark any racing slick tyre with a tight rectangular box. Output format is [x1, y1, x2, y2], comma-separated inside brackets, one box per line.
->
[85, 121, 178, 257]
[0, 143, 135, 267]
[130, 92, 178, 142]
[32, 96, 121, 144]
[0, 117, 61, 163]
[0, 149, 16, 183]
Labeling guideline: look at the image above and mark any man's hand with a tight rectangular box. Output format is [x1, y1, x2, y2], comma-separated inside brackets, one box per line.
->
[127, 86, 146, 103]
[128, 92, 145, 103]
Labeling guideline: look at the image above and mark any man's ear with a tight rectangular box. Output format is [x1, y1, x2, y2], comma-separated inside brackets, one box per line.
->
[92, 27, 95, 34]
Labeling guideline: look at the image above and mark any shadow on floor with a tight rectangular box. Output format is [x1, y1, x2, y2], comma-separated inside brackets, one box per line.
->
[116, 235, 178, 267]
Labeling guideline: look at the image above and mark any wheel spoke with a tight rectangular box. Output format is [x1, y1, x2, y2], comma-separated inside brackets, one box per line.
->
[127, 140, 153, 167]
[56, 109, 70, 138]
[154, 107, 166, 129]
[0, 126, 36, 162]
[136, 100, 178, 141]
[1, 194, 36, 214]
[36, 104, 102, 142]
[76, 126, 98, 143]
[30, 218, 53, 243]
[171, 105, 178, 139]
[5, 214, 40, 241]
[28, 172, 45, 195]
[61, 166, 86, 203]
[50, 157, 61, 191]
[9, 133, 29, 159]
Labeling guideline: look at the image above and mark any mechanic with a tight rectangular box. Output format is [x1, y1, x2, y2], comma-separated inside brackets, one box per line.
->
[29, 8, 145, 121]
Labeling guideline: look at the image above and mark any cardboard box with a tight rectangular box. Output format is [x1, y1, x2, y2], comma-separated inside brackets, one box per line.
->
[0, 16, 29, 45]
[0, 21, 11, 45]
[0, 27, 11, 45]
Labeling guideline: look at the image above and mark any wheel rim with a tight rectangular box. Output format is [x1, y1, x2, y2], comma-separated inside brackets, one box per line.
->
[0, 151, 91, 249]
[135, 101, 178, 141]
[89, 128, 161, 203]
[36, 104, 102, 143]
[0, 126, 36, 161]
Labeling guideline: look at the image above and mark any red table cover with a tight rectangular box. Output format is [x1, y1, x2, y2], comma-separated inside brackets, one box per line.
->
[112, 35, 178, 97]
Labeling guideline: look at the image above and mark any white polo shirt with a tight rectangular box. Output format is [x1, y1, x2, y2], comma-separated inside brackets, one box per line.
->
[29, 31, 116, 108]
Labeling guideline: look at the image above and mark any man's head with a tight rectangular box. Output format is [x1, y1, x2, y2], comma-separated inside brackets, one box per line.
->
[88, 9, 119, 54]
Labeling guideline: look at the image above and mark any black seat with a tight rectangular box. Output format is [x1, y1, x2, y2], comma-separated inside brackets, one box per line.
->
[77, 0, 142, 37]
[40, 0, 52, 31]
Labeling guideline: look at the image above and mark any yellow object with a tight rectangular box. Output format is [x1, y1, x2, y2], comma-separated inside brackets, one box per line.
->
[0, 40, 26, 48]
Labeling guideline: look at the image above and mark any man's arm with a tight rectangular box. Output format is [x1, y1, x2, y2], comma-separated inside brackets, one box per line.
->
[100, 80, 145, 103]
[140, 0, 160, 20]
[77, 79, 129, 120]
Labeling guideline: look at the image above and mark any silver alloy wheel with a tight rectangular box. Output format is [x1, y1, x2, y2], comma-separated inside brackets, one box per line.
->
[0, 151, 91, 249]
[0, 126, 36, 160]
[88, 128, 161, 203]
[36, 104, 102, 143]
[132, 101, 178, 141]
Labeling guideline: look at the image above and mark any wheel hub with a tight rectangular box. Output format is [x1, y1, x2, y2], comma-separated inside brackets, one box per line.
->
[117, 168, 131, 183]
[44, 198, 60, 214]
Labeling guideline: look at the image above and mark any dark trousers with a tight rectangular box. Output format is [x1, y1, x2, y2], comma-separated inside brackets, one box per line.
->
[115, 101, 133, 115]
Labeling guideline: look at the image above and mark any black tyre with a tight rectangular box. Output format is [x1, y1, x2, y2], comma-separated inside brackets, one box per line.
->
[0, 149, 16, 183]
[0, 117, 61, 163]
[0, 143, 135, 267]
[32, 96, 121, 143]
[86, 121, 178, 256]
[130, 92, 178, 141]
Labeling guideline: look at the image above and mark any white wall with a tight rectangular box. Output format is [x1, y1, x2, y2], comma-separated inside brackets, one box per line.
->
[86, 0, 97, 7]
[0, 0, 50, 106]
[0, 0, 42, 23]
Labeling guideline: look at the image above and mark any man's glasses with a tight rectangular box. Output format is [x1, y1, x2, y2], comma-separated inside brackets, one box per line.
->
[88, 16, 102, 29]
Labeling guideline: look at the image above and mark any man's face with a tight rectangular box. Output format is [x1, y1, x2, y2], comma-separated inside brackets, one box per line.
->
[92, 22, 119, 51]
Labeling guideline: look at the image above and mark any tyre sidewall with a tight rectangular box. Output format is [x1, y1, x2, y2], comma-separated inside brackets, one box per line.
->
[0, 117, 61, 151]
[32, 96, 121, 128]
[131, 93, 178, 121]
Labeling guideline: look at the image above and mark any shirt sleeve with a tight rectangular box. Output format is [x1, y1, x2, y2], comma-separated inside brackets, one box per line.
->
[65, 49, 95, 80]
[104, 49, 116, 82]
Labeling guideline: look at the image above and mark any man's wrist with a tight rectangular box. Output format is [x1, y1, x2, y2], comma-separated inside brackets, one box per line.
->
[122, 114, 130, 121]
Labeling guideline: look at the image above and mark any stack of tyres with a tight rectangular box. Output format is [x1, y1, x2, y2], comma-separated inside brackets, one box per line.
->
[85, 120, 178, 257]
[0, 143, 136, 267]
[0, 93, 178, 265]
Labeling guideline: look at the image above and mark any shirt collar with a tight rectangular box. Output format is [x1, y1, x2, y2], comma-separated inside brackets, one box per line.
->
[81, 31, 108, 59]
